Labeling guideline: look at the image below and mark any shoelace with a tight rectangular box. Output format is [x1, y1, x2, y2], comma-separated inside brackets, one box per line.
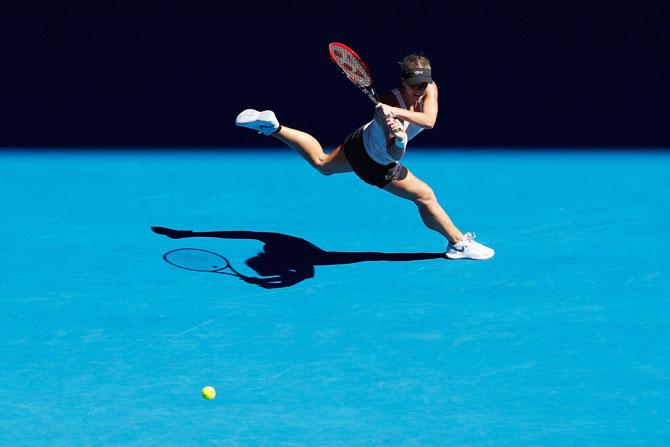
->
[462, 232, 477, 243]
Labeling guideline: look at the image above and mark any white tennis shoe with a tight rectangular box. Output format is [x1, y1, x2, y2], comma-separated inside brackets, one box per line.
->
[235, 109, 280, 136]
[445, 232, 495, 260]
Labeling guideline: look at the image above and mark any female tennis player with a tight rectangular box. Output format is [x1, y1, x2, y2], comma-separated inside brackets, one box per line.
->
[235, 53, 494, 260]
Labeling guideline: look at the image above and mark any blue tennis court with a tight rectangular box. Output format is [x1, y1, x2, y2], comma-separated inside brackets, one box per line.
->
[1, 149, 668, 445]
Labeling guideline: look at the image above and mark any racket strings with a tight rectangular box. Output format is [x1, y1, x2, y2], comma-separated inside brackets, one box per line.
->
[329, 44, 372, 87]
[164, 248, 232, 273]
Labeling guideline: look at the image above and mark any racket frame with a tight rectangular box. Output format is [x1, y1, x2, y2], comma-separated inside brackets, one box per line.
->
[163, 248, 241, 277]
[328, 42, 380, 105]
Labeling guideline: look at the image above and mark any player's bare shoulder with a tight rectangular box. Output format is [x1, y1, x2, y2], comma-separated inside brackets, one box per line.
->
[425, 81, 438, 99]
[422, 81, 438, 116]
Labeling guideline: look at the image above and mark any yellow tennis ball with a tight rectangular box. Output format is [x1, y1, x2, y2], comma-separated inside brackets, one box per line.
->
[202, 386, 216, 400]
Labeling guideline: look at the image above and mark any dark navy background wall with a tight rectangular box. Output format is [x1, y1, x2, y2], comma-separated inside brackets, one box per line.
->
[1, 1, 668, 148]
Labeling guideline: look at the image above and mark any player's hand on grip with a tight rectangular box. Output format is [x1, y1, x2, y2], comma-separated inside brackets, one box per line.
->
[386, 115, 407, 141]
[376, 102, 396, 118]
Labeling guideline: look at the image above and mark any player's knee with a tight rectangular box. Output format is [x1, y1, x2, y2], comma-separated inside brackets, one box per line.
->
[414, 186, 436, 206]
[314, 157, 334, 176]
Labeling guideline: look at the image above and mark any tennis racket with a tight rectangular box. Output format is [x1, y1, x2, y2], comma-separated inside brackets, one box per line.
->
[163, 248, 243, 278]
[328, 42, 380, 105]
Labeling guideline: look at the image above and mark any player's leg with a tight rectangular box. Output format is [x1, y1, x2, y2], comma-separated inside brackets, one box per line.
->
[273, 126, 352, 175]
[383, 169, 463, 243]
[235, 109, 351, 175]
[383, 169, 494, 259]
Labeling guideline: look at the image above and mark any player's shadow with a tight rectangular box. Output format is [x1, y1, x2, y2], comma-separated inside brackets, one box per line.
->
[152, 226, 445, 289]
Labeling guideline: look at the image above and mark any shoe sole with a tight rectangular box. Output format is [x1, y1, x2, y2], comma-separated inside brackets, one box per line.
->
[445, 250, 495, 260]
[235, 109, 278, 134]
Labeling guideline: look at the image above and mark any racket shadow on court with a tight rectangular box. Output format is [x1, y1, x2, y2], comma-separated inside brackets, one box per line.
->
[152, 226, 445, 289]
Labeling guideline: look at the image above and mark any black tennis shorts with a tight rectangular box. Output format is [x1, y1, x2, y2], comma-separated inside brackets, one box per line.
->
[342, 127, 408, 189]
